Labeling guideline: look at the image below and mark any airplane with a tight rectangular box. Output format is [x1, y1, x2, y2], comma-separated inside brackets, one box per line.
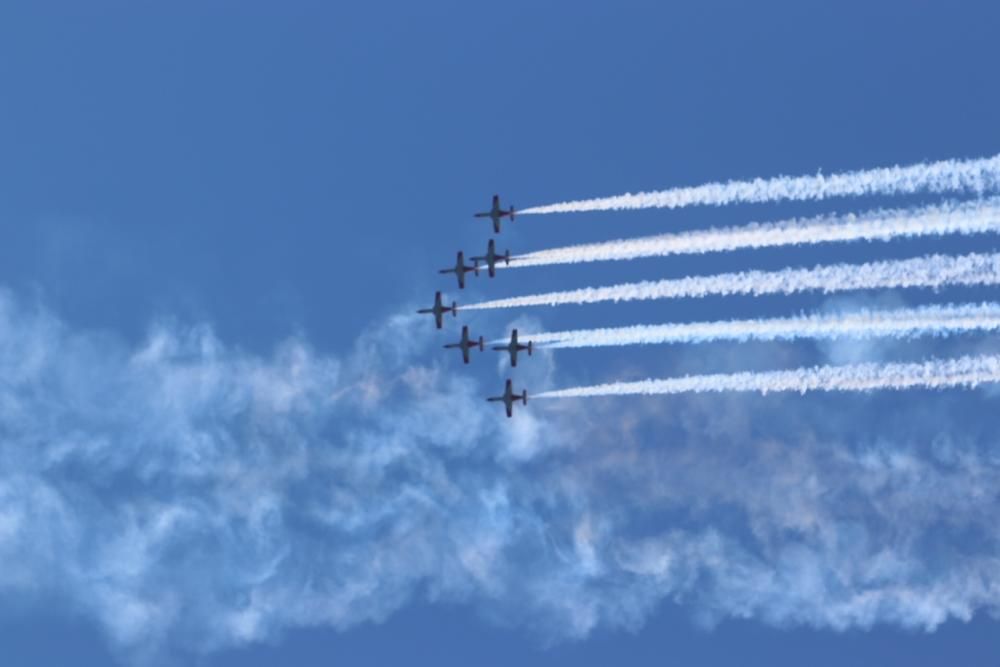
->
[470, 239, 510, 278]
[473, 194, 515, 233]
[487, 379, 527, 418]
[438, 251, 479, 289]
[416, 291, 457, 329]
[443, 325, 484, 364]
[492, 328, 533, 367]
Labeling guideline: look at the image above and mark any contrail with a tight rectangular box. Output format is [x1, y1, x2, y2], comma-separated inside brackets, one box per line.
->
[508, 302, 1000, 349]
[535, 354, 1000, 399]
[518, 154, 1000, 215]
[462, 252, 1000, 311]
[506, 199, 1000, 269]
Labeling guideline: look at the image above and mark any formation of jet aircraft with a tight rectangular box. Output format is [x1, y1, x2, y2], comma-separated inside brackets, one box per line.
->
[487, 379, 528, 418]
[420, 194, 534, 416]
[474, 194, 515, 233]
[444, 325, 484, 364]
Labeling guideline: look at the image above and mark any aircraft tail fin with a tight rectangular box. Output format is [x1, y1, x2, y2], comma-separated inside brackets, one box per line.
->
[478, 337, 484, 351]
[510, 207, 516, 221]
[504, 250, 510, 265]
[528, 341, 533, 356]
[521, 390, 528, 405]
[451, 302, 458, 315]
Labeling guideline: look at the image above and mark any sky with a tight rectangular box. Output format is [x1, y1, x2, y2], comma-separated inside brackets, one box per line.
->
[1, 1, 1000, 664]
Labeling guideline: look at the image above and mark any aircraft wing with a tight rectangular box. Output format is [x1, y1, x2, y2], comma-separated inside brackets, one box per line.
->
[462, 347, 470, 364]
[506, 402, 513, 418]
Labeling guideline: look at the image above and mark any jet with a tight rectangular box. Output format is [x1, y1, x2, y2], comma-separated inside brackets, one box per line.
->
[443, 325, 484, 364]
[474, 194, 515, 233]
[487, 379, 528, 418]
[417, 291, 457, 329]
[439, 251, 479, 289]
[492, 328, 533, 367]
[470, 239, 510, 278]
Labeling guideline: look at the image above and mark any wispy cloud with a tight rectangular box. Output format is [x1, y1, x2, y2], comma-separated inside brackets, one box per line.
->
[2, 288, 1000, 661]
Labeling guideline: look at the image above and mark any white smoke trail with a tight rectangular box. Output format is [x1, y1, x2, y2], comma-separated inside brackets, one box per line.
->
[506, 199, 1000, 269]
[536, 354, 1000, 399]
[518, 154, 1000, 215]
[463, 252, 1000, 311]
[510, 302, 1000, 349]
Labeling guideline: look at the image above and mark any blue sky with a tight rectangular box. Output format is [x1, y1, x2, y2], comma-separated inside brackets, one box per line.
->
[2, 1, 1000, 664]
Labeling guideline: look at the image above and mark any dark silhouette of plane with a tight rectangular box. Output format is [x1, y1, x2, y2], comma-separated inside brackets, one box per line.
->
[474, 194, 515, 233]
[439, 251, 479, 289]
[493, 329, 533, 367]
[444, 325, 484, 364]
[417, 291, 457, 329]
[470, 240, 510, 278]
[487, 379, 527, 418]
